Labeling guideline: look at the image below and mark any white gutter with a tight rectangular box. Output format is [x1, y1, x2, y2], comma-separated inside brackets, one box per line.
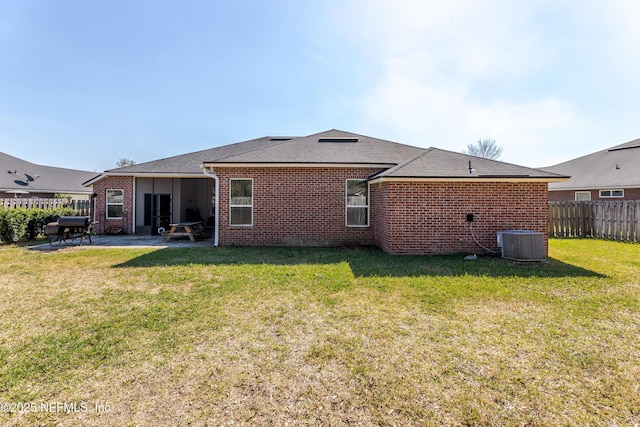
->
[202, 162, 394, 169]
[132, 177, 137, 234]
[368, 176, 570, 184]
[201, 166, 219, 247]
[84, 172, 205, 186]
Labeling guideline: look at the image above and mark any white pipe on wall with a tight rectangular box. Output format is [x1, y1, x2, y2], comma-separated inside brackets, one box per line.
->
[201, 166, 219, 247]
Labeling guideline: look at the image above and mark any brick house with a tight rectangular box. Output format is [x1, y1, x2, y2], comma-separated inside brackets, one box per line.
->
[544, 138, 640, 202]
[86, 130, 567, 255]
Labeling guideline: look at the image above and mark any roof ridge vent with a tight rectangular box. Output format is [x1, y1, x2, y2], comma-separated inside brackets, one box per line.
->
[318, 137, 359, 143]
[269, 138, 292, 141]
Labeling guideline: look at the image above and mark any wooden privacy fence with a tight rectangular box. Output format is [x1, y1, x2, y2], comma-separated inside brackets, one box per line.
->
[549, 201, 640, 242]
[0, 198, 92, 216]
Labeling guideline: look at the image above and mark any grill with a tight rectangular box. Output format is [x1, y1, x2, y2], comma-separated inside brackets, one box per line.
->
[44, 216, 93, 246]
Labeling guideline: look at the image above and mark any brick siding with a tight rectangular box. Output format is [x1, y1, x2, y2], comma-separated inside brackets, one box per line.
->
[92, 176, 134, 234]
[93, 170, 551, 256]
[373, 181, 549, 255]
[215, 167, 377, 247]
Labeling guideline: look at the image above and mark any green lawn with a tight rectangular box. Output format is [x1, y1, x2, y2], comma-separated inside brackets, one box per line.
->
[0, 240, 639, 426]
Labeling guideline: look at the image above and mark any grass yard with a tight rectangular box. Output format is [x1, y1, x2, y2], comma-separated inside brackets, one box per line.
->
[0, 239, 639, 426]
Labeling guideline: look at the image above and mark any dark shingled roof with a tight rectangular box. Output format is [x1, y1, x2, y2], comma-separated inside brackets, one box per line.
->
[203, 130, 424, 165]
[91, 129, 567, 183]
[543, 138, 640, 190]
[1, 152, 98, 195]
[104, 136, 290, 174]
[373, 147, 565, 180]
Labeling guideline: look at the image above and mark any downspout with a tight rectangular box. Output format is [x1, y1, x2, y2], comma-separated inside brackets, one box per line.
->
[132, 177, 137, 234]
[202, 166, 219, 246]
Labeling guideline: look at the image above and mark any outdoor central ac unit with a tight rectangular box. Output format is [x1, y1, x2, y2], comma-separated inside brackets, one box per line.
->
[497, 230, 545, 261]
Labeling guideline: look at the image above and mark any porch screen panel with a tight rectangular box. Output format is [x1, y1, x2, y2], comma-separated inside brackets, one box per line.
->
[230, 179, 253, 226]
[346, 180, 368, 226]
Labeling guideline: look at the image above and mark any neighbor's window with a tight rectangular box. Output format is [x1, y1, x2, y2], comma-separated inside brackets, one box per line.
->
[575, 191, 591, 201]
[230, 179, 253, 226]
[106, 189, 124, 219]
[346, 179, 369, 227]
[599, 189, 624, 198]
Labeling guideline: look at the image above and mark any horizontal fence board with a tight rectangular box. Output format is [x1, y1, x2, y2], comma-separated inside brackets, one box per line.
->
[549, 201, 639, 242]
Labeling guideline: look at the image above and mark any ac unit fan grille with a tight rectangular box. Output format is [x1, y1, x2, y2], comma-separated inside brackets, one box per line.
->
[500, 231, 545, 261]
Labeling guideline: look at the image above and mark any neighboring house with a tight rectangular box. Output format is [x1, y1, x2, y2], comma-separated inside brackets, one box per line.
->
[544, 138, 640, 202]
[1, 152, 98, 199]
[86, 130, 567, 255]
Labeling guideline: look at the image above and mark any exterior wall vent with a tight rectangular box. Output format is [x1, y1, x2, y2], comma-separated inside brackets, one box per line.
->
[497, 230, 545, 261]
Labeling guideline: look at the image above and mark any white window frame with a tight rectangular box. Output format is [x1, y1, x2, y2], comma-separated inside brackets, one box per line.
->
[230, 178, 253, 226]
[575, 191, 591, 201]
[106, 189, 124, 219]
[346, 179, 369, 227]
[599, 189, 624, 198]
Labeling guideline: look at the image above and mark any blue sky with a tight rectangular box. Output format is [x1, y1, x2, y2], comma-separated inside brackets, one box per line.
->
[1, 0, 639, 172]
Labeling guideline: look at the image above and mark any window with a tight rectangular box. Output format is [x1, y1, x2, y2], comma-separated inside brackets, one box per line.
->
[575, 191, 591, 201]
[599, 189, 624, 198]
[106, 189, 124, 219]
[346, 179, 369, 227]
[230, 179, 252, 225]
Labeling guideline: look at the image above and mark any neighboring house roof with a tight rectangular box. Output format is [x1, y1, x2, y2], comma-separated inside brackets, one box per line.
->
[0, 152, 98, 195]
[87, 129, 568, 184]
[543, 138, 640, 191]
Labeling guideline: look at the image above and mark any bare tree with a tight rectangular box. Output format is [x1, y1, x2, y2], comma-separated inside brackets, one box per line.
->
[116, 157, 136, 168]
[465, 138, 503, 160]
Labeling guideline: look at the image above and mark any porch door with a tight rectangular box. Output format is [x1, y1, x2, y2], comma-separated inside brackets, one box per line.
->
[144, 193, 172, 235]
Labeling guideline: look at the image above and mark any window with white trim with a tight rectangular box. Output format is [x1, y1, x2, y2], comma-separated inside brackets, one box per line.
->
[599, 189, 624, 198]
[575, 191, 591, 201]
[106, 189, 124, 219]
[230, 178, 253, 226]
[346, 179, 369, 227]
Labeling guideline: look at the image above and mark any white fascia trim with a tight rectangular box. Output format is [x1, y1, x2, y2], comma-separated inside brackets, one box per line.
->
[106, 173, 204, 178]
[202, 163, 394, 169]
[369, 176, 570, 184]
[83, 175, 106, 186]
[86, 172, 206, 184]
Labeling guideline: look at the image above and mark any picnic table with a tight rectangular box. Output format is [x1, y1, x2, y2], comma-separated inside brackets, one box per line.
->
[165, 221, 205, 242]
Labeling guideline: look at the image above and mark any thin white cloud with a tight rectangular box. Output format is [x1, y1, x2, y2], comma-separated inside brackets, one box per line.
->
[335, 0, 639, 167]
[465, 99, 589, 166]
[604, 1, 640, 68]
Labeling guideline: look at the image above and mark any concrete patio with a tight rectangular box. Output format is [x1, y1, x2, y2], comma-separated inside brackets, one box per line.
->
[29, 233, 215, 250]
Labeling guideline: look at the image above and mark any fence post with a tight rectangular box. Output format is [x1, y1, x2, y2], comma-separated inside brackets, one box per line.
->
[549, 200, 640, 242]
[635, 201, 640, 242]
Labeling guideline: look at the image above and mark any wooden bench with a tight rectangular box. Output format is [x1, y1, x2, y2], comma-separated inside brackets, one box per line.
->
[165, 222, 205, 242]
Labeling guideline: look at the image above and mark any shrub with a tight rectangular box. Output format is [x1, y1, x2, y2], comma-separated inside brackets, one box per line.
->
[0, 207, 81, 243]
[0, 209, 29, 243]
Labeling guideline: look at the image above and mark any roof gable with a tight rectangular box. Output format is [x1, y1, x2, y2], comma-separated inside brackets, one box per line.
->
[371, 148, 567, 181]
